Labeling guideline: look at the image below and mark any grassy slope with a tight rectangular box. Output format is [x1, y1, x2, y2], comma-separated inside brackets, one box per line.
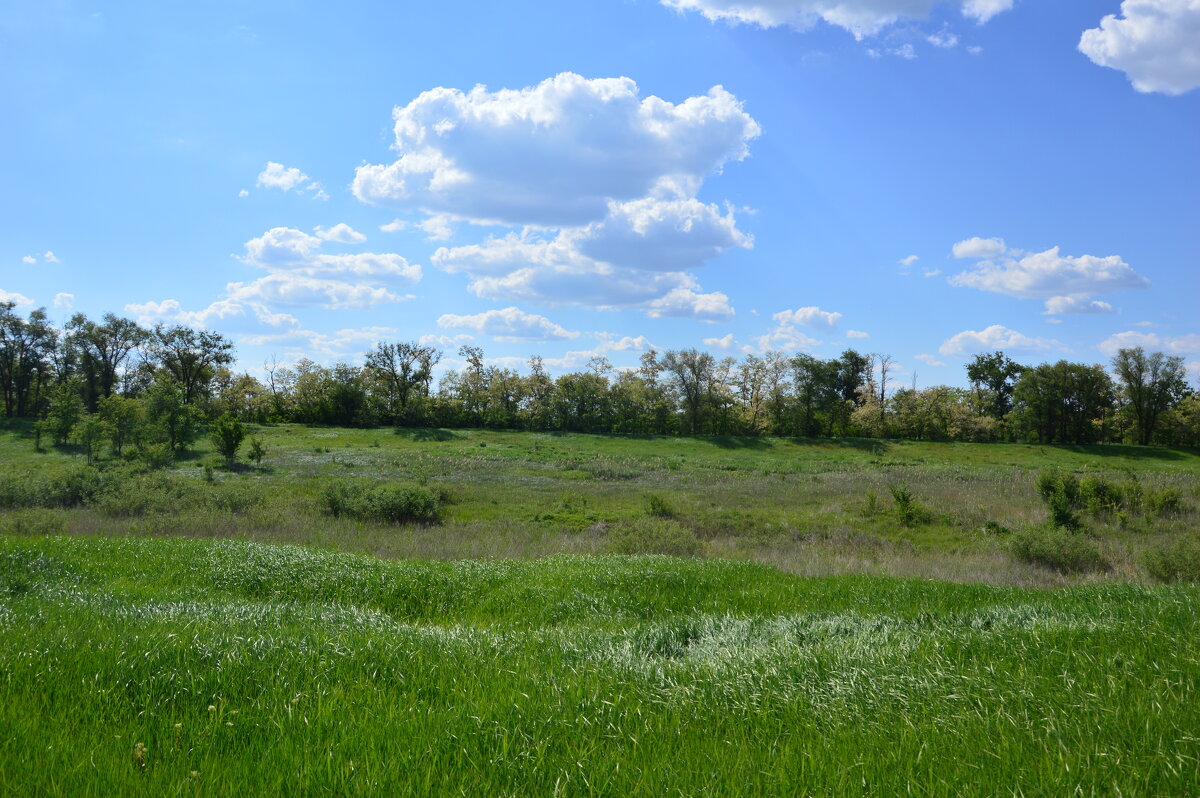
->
[2, 422, 1198, 584]
[2, 535, 1198, 796]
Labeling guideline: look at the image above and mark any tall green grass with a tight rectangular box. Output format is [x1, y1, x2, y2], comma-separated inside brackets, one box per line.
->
[2, 535, 1197, 796]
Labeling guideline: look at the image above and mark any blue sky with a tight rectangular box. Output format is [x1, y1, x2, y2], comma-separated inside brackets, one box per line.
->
[2, 0, 1197, 385]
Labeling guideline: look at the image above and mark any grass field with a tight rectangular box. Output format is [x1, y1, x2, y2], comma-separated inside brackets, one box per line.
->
[2, 424, 1199, 795]
[2, 535, 1198, 796]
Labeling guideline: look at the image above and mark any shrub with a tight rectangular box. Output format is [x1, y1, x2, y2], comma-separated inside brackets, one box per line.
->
[645, 493, 677, 518]
[1035, 469, 1083, 530]
[1146, 487, 1183, 517]
[889, 484, 931, 527]
[247, 437, 267, 464]
[320, 480, 443, 524]
[209, 414, 247, 468]
[0, 509, 68, 537]
[607, 518, 703, 557]
[137, 443, 175, 470]
[1143, 536, 1200, 583]
[1010, 527, 1110, 574]
[95, 472, 207, 517]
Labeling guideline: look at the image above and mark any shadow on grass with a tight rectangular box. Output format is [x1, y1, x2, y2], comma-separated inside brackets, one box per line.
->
[708, 436, 775, 450]
[1060, 443, 1194, 462]
[395, 427, 460, 442]
[784, 436, 891, 454]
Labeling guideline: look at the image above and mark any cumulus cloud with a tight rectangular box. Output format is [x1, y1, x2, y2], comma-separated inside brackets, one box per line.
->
[915, 353, 947, 367]
[773, 306, 842, 331]
[353, 73, 759, 228]
[660, 0, 1015, 39]
[847, 329, 869, 338]
[939, 325, 1059, 356]
[952, 236, 1007, 259]
[314, 223, 366, 244]
[433, 228, 736, 321]
[43, 251, 60, 263]
[241, 326, 398, 357]
[898, 254, 920, 267]
[380, 219, 408, 233]
[21, 255, 36, 264]
[53, 293, 74, 311]
[0, 289, 34, 307]
[241, 227, 421, 283]
[437, 306, 580, 342]
[705, 332, 752, 352]
[226, 274, 408, 310]
[360, 74, 756, 318]
[1044, 295, 1116, 315]
[1098, 330, 1200, 357]
[1079, 0, 1200, 95]
[950, 244, 1148, 303]
[124, 297, 301, 329]
[255, 161, 326, 198]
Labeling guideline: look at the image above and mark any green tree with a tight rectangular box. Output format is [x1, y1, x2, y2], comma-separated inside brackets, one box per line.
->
[965, 351, 1026, 421]
[97, 394, 143, 456]
[209, 414, 247, 468]
[144, 375, 202, 453]
[1111, 347, 1188, 445]
[42, 380, 85, 446]
[147, 325, 235, 404]
[72, 413, 111, 465]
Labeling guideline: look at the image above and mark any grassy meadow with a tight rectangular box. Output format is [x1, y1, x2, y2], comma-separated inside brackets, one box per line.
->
[2, 423, 1199, 794]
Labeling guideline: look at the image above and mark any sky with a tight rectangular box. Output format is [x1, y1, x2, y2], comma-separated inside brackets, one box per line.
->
[2, 0, 1198, 386]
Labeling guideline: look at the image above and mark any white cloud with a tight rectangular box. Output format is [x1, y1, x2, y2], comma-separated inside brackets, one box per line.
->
[380, 219, 408, 233]
[238, 189, 249, 198]
[226, 274, 409, 310]
[915, 353, 947, 367]
[898, 254, 919, 267]
[21, 255, 36, 264]
[53, 293, 74, 311]
[241, 227, 421, 283]
[43, 251, 59, 263]
[704, 332, 747, 351]
[961, 0, 1013, 23]
[353, 73, 760, 228]
[952, 236, 1007, 259]
[417, 214, 455, 241]
[419, 333, 475, 349]
[950, 245, 1148, 300]
[241, 326, 398, 357]
[646, 287, 735, 321]
[314, 223, 367, 244]
[255, 161, 326, 198]
[1043, 295, 1116, 315]
[847, 329, 869, 338]
[939, 324, 1059, 356]
[433, 230, 735, 320]
[773, 306, 842, 331]
[923, 269, 941, 278]
[0, 289, 34, 307]
[927, 29, 959, 47]
[575, 197, 751, 270]
[437, 306, 580, 342]
[660, 0, 1015, 39]
[1079, 0, 1200, 95]
[1098, 330, 1200, 357]
[967, 45, 983, 54]
[256, 161, 311, 192]
[124, 297, 300, 329]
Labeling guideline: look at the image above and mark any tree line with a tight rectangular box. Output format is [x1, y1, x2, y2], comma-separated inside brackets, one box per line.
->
[3, 302, 1198, 460]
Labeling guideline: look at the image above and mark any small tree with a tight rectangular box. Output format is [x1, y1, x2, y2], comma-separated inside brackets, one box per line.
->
[144, 375, 202, 454]
[247, 436, 267, 465]
[73, 413, 111, 466]
[98, 394, 143, 457]
[209, 413, 246, 468]
[42, 381, 85, 446]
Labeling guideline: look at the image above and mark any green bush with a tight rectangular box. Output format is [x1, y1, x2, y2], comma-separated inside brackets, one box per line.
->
[320, 480, 443, 524]
[1146, 487, 1183, 517]
[1035, 469, 1083, 530]
[1143, 536, 1200, 583]
[645, 494, 677, 518]
[0, 468, 111, 510]
[1010, 527, 1110, 574]
[889, 484, 931, 527]
[606, 518, 703, 557]
[95, 472, 207, 517]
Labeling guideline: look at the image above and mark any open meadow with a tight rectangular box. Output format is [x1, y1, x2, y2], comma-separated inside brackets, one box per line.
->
[1, 424, 1199, 794]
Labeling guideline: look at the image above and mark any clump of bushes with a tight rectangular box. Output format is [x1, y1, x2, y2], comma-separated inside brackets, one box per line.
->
[1143, 536, 1200, 583]
[1010, 527, 1110, 575]
[533, 492, 599, 531]
[0, 467, 111, 510]
[320, 480, 444, 524]
[1036, 469, 1185, 528]
[606, 518, 703, 557]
